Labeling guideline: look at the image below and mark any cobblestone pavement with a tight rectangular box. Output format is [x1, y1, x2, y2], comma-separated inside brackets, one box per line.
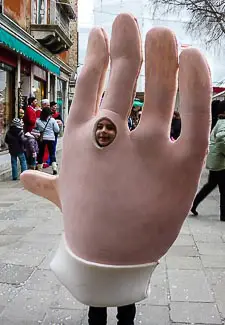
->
[0, 168, 225, 324]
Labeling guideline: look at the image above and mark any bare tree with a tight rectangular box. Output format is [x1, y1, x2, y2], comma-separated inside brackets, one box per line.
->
[151, 0, 225, 43]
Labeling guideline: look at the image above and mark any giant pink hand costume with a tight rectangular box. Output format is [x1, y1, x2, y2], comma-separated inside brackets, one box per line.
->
[21, 14, 211, 307]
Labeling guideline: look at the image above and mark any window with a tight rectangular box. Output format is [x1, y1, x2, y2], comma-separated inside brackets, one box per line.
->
[32, 0, 47, 24]
[0, 64, 15, 151]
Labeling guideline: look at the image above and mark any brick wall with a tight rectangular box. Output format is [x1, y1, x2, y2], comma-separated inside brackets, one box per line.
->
[4, 0, 31, 32]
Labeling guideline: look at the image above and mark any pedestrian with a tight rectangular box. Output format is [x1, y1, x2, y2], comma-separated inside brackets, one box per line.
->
[40, 99, 51, 167]
[87, 118, 136, 325]
[170, 111, 181, 140]
[88, 305, 136, 325]
[23, 97, 38, 133]
[24, 131, 39, 170]
[211, 100, 221, 131]
[5, 118, 27, 180]
[19, 108, 25, 129]
[191, 100, 225, 221]
[50, 101, 63, 156]
[36, 107, 59, 174]
[128, 106, 141, 131]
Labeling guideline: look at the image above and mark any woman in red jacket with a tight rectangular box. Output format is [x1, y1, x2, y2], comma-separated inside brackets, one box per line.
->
[23, 97, 38, 133]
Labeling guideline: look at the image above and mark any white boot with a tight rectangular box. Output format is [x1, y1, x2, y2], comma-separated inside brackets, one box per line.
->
[37, 164, 43, 172]
[52, 162, 58, 175]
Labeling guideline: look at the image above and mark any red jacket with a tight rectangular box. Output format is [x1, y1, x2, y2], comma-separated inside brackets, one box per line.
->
[36, 108, 42, 118]
[23, 106, 37, 132]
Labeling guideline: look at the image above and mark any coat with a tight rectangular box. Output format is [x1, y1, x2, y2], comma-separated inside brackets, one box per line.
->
[23, 106, 37, 132]
[24, 133, 39, 157]
[206, 117, 225, 171]
[5, 126, 25, 156]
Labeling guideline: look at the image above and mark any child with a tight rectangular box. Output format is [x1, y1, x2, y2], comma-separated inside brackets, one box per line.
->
[19, 109, 25, 128]
[88, 305, 136, 325]
[24, 131, 39, 170]
[95, 118, 117, 147]
[5, 118, 27, 180]
[88, 118, 136, 325]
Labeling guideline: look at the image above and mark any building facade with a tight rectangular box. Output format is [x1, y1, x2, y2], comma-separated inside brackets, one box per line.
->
[0, 0, 78, 151]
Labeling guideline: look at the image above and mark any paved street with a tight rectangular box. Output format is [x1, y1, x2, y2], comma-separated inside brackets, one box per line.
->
[0, 168, 225, 324]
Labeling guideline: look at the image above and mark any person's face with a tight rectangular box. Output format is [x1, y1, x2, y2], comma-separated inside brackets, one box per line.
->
[32, 99, 38, 107]
[43, 103, 50, 108]
[19, 111, 24, 119]
[51, 104, 57, 113]
[95, 118, 117, 147]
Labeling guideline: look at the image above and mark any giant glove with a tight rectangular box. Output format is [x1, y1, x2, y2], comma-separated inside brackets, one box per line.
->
[21, 14, 211, 307]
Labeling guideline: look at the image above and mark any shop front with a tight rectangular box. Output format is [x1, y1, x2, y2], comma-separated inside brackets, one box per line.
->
[0, 25, 73, 151]
[32, 65, 47, 106]
[57, 78, 66, 121]
[0, 61, 15, 152]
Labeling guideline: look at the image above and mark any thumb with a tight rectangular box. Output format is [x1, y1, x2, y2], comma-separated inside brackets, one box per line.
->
[20, 170, 61, 210]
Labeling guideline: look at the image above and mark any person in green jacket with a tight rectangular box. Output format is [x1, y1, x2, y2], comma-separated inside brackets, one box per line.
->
[191, 101, 225, 221]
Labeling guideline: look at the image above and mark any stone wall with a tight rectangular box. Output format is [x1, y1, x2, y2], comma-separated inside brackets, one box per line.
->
[69, 0, 78, 72]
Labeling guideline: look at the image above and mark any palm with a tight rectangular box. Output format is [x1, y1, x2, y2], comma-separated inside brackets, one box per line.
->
[21, 14, 211, 265]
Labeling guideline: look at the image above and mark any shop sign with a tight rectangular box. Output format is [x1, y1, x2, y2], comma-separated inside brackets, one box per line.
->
[33, 65, 47, 81]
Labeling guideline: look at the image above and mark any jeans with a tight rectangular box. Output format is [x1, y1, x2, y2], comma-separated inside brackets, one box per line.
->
[192, 170, 225, 219]
[11, 153, 27, 180]
[46, 134, 58, 165]
[26, 156, 36, 168]
[37, 140, 56, 164]
[88, 304, 136, 325]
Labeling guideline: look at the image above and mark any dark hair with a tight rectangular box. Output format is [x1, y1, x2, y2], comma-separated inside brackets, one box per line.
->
[40, 107, 52, 121]
[28, 97, 36, 105]
[217, 100, 225, 115]
[211, 100, 223, 130]
[173, 111, 180, 119]
[50, 101, 57, 107]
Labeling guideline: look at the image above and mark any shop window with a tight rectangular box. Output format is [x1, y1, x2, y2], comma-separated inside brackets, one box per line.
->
[0, 63, 15, 151]
[32, 0, 47, 24]
[50, 74, 55, 101]
[57, 78, 66, 120]
[33, 78, 46, 107]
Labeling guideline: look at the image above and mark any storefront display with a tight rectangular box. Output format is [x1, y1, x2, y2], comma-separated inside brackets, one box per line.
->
[57, 78, 66, 121]
[0, 63, 15, 151]
[33, 78, 46, 106]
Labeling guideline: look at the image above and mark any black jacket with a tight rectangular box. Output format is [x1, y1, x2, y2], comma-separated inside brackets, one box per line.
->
[171, 118, 181, 140]
[5, 126, 25, 155]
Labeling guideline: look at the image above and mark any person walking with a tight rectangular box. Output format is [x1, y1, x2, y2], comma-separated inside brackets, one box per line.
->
[50, 101, 63, 158]
[88, 304, 136, 325]
[23, 97, 38, 133]
[191, 101, 225, 221]
[36, 107, 59, 175]
[5, 118, 27, 180]
[170, 111, 181, 140]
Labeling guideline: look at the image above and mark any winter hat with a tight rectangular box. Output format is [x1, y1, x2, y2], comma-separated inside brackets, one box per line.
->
[50, 101, 57, 107]
[41, 99, 50, 106]
[11, 118, 23, 129]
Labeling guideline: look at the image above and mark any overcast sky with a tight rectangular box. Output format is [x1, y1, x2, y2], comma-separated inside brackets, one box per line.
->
[78, 0, 93, 27]
[77, 0, 225, 86]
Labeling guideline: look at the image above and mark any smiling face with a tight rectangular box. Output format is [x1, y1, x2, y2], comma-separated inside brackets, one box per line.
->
[32, 99, 38, 108]
[51, 104, 57, 113]
[95, 118, 117, 147]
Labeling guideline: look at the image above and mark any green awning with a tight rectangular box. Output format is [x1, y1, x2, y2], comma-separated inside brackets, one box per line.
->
[0, 27, 60, 75]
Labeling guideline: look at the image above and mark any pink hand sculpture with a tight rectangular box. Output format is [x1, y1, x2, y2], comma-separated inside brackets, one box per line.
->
[21, 14, 211, 307]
